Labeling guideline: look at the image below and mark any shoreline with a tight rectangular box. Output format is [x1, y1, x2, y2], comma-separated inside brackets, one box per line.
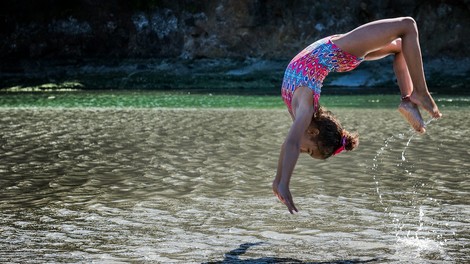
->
[1, 57, 469, 95]
[0, 92, 469, 109]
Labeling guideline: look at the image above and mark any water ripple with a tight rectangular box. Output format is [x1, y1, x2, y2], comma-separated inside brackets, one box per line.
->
[0, 107, 468, 263]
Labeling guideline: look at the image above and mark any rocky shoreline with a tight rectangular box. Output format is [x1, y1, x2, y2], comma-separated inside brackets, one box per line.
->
[1, 57, 468, 95]
[2, 1, 469, 94]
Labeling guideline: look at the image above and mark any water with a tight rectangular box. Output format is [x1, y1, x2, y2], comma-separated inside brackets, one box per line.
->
[0, 94, 469, 263]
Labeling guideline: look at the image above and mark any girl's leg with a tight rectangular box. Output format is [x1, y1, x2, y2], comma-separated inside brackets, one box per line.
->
[334, 17, 441, 118]
[393, 41, 425, 133]
[364, 39, 413, 97]
[365, 39, 425, 133]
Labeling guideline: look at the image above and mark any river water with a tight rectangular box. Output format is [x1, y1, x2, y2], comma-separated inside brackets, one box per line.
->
[0, 105, 469, 263]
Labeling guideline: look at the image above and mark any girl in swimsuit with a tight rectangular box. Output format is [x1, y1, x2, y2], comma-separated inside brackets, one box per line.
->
[273, 17, 442, 214]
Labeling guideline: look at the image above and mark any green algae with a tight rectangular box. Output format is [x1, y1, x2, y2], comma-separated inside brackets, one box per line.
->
[1, 91, 469, 109]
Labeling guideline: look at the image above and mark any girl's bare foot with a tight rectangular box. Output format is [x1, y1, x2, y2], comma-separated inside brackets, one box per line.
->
[409, 92, 442, 118]
[398, 98, 426, 133]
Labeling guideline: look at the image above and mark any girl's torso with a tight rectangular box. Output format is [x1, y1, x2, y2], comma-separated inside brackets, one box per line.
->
[281, 35, 364, 115]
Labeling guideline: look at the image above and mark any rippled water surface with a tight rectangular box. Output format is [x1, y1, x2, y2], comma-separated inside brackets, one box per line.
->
[0, 104, 469, 263]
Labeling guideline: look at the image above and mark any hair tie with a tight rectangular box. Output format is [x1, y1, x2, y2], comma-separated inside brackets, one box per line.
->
[332, 136, 347, 156]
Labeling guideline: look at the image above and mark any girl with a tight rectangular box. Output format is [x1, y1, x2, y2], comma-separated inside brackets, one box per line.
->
[272, 17, 442, 214]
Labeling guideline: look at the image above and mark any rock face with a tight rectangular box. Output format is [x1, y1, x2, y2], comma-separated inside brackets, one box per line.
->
[1, 0, 469, 92]
[1, 0, 469, 60]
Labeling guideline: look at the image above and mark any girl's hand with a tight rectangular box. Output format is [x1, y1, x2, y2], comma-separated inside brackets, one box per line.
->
[273, 182, 298, 214]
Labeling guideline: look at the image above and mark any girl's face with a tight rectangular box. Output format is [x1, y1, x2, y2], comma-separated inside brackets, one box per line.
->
[299, 129, 324, 159]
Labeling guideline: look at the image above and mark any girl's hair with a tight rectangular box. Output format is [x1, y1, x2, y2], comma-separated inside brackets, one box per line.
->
[310, 106, 359, 159]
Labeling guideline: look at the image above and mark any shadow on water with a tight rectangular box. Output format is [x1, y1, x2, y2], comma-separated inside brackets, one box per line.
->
[203, 242, 380, 264]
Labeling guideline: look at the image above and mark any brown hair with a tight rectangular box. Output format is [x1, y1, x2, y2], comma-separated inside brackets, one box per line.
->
[310, 106, 359, 159]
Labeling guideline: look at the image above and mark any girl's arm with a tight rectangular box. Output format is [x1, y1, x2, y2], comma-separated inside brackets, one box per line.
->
[273, 89, 314, 214]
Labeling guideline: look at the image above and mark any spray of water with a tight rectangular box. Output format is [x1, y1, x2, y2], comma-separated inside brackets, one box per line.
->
[371, 135, 395, 207]
[401, 118, 436, 162]
[374, 117, 437, 210]
[401, 134, 415, 161]
[372, 117, 448, 259]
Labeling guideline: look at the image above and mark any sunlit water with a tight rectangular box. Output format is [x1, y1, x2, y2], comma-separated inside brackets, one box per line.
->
[0, 104, 469, 263]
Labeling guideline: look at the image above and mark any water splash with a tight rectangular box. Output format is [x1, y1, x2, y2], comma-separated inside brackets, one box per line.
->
[394, 206, 448, 261]
[371, 117, 439, 213]
[371, 130, 415, 209]
[394, 236, 445, 261]
[401, 133, 415, 161]
[371, 118, 451, 260]
[401, 117, 435, 162]
[372, 135, 395, 211]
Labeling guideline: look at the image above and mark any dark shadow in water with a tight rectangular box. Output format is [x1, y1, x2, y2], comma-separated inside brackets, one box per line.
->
[203, 242, 380, 264]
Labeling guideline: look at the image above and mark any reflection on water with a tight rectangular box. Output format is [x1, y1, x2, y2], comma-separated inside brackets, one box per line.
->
[0, 107, 469, 263]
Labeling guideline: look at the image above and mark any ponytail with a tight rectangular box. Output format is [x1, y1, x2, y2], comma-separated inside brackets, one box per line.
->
[344, 131, 359, 151]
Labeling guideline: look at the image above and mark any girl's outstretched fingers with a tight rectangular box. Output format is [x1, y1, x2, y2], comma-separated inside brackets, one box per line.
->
[274, 183, 299, 214]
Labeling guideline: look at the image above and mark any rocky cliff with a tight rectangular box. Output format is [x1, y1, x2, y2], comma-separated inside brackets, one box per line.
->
[1, 0, 469, 91]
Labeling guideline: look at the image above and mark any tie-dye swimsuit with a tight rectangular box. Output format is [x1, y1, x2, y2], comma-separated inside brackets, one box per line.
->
[281, 35, 364, 114]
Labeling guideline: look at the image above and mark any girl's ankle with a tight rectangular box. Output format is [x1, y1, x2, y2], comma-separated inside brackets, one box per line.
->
[401, 95, 411, 101]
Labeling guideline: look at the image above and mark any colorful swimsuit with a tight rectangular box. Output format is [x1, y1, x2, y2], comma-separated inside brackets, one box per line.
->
[281, 35, 364, 114]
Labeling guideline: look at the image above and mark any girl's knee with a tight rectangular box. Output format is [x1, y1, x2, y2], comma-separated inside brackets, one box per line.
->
[400, 16, 416, 25]
[399, 17, 418, 35]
